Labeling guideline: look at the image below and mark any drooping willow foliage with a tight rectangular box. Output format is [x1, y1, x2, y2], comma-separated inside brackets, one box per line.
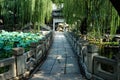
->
[52, 0, 63, 7]
[0, 0, 53, 31]
[63, 0, 120, 39]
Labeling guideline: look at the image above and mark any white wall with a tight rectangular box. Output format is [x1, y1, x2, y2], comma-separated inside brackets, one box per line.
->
[53, 18, 64, 31]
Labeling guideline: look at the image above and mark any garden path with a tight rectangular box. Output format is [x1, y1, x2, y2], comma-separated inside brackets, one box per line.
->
[30, 32, 83, 80]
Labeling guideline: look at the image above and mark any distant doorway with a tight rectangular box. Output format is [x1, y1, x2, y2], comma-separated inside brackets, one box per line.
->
[53, 18, 64, 31]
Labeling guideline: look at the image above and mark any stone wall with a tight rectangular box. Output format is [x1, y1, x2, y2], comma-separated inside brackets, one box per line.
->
[65, 32, 120, 80]
[0, 31, 53, 80]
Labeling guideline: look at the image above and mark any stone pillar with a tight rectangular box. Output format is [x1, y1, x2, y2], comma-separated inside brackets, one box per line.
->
[46, 33, 51, 50]
[53, 19, 55, 31]
[73, 37, 76, 51]
[30, 42, 39, 60]
[77, 40, 80, 56]
[39, 37, 46, 57]
[49, 31, 53, 46]
[10, 57, 17, 79]
[71, 35, 74, 48]
[79, 40, 89, 64]
[78, 39, 85, 56]
[119, 43, 120, 79]
[78, 40, 92, 79]
[87, 44, 98, 73]
[116, 43, 120, 80]
[12, 48, 25, 78]
[117, 54, 120, 80]
[68, 33, 72, 45]
[39, 38, 44, 44]
[36, 45, 42, 62]
[74, 37, 77, 53]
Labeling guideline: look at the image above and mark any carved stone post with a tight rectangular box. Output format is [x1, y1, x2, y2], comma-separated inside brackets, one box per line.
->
[50, 31, 53, 45]
[12, 47, 25, 79]
[39, 37, 46, 57]
[87, 44, 98, 73]
[78, 40, 89, 65]
[78, 40, 92, 79]
[116, 53, 120, 80]
[30, 42, 38, 61]
[116, 42, 120, 80]
[73, 36, 77, 52]
[77, 39, 80, 56]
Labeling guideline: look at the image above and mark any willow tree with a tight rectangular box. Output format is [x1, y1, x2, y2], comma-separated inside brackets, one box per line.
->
[86, 0, 120, 39]
[12, 0, 33, 28]
[62, 0, 120, 40]
[45, 0, 52, 23]
[21, 0, 32, 25]
[0, 0, 32, 30]
[63, 0, 87, 34]
[32, 0, 52, 32]
[0, 0, 53, 31]
[1, 0, 16, 30]
[52, 0, 63, 8]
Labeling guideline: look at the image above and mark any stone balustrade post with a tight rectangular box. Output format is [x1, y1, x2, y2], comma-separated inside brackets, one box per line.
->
[12, 47, 25, 79]
[74, 37, 77, 53]
[30, 42, 39, 61]
[70, 34, 73, 43]
[48, 32, 52, 48]
[115, 43, 120, 80]
[44, 37, 47, 55]
[0, 57, 17, 80]
[68, 33, 72, 44]
[49, 32, 53, 46]
[117, 53, 120, 80]
[77, 39, 80, 56]
[46, 34, 50, 50]
[47, 36, 50, 49]
[73, 37, 76, 51]
[39, 37, 46, 57]
[49, 32, 52, 45]
[51, 31, 53, 44]
[80, 40, 89, 64]
[87, 44, 98, 73]
[78, 40, 92, 79]
[44, 36, 48, 51]
[71, 35, 74, 48]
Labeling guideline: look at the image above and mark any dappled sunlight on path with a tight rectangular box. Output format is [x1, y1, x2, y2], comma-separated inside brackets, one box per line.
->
[30, 32, 83, 80]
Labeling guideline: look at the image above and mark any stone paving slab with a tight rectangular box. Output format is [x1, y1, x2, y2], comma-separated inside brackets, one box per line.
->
[31, 73, 60, 80]
[60, 73, 82, 80]
[40, 59, 56, 69]
[39, 59, 56, 74]
[66, 67, 80, 74]
[50, 67, 65, 74]
[30, 32, 82, 80]
[31, 73, 82, 80]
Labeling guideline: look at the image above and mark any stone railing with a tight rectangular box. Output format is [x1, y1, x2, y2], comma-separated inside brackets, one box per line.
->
[93, 56, 119, 80]
[0, 57, 16, 80]
[0, 31, 53, 80]
[65, 32, 120, 80]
